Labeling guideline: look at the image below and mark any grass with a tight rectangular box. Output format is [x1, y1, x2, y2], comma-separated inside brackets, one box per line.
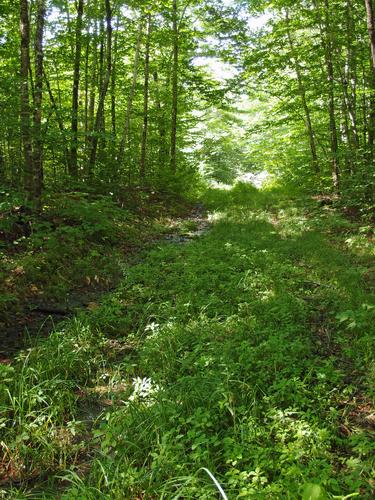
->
[1, 184, 374, 498]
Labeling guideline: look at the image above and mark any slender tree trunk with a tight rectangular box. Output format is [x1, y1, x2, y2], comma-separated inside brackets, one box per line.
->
[365, 0, 375, 150]
[315, 0, 340, 193]
[96, 14, 106, 163]
[170, 0, 178, 172]
[32, 0, 46, 203]
[345, 0, 359, 151]
[338, 55, 359, 156]
[20, 0, 33, 199]
[362, 64, 368, 145]
[87, 21, 98, 155]
[98, 17, 105, 94]
[342, 74, 360, 150]
[285, 10, 319, 174]
[365, 0, 375, 69]
[84, 33, 90, 142]
[111, 16, 119, 140]
[44, 69, 69, 170]
[0, 143, 5, 183]
[153, 70, 167, 169]
[139, 13, 151, 182]
[65, 0, 74, 57]
[88, 0, 112, 176]
[70, 0, 84, 178]
[324, 0, 340, 193]
[117, 19, 143, 168]
[340, 84, 352, 173]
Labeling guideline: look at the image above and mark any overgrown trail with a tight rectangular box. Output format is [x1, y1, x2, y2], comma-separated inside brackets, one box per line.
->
[2, 186, 374, 499]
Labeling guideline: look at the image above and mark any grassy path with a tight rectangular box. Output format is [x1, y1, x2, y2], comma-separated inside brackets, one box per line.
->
[1, 186, 374, 499]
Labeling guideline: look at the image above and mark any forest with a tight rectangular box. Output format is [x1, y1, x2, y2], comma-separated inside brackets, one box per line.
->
[0, 0, 374, 498]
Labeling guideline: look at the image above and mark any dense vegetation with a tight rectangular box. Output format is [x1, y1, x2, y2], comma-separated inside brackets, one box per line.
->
[0, 0, 374, 498]
[1, 0, 375, 202]
[1, 185, 374, 498]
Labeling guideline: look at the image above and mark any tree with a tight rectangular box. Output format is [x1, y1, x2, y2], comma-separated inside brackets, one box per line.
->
[32, 0, 46, 202]
[170, 0, 178, 173]
[88, 0, 112, 176]
[140, 13, 151, 182]
[20, 0, 33, 198]
[70, 0, 84, 178]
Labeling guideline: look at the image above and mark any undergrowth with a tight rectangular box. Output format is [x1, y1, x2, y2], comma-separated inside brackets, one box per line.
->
[1, 184, 374, 498]
[0, 189, 190, 335]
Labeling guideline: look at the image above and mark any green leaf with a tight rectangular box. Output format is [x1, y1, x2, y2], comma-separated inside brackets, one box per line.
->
[302, 483, 326, 500]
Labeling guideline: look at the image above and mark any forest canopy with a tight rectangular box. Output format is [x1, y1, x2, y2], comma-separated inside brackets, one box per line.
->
[0, 0, 374, 207]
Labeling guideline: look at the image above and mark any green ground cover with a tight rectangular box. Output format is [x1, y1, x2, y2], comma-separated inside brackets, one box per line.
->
[1, 185, 374, 499]
[0, 190, 190, 340]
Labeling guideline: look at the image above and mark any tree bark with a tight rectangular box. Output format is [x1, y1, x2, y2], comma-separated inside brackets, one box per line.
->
[87, 20, 98, 155]
[84, 31, 90, 142]
[365, 0, 375, 149]
[153, 70, 168, 169]
[344, 0, 359, 151]
[70, 0, 84, 178]
[324, 0, 340, 193]
[44, 69, 69, 170]
[314, 0, 340, 193]
[285, 10, 319, 174]
[365, 0, 375, 69]
[111, 16, 119, 141]
[32, 0, 46, 203]
[20, 0, 33, 199]
[139, 14, 151, 182]
[88, 0, 112, 176]
[170, 0, 178, 173]
[117, 18, 143, 172]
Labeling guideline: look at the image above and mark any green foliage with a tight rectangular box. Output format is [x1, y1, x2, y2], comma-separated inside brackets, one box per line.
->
[0, 189, 191, 332]
[2, 186, 373, 497]
[199, 107, 252, 184]
[0, 318, 105, 484]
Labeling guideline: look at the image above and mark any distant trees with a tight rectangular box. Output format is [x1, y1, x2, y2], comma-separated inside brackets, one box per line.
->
[0, 0, 224, 205]
[243, 0, 375, 201]
[1, 0, 373, 205]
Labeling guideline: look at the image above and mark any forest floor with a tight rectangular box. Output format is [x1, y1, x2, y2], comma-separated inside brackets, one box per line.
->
[0, 190, 197, 357]
[1, 184, 374, 499]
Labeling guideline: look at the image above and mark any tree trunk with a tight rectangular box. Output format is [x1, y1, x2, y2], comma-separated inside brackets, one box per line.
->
[117, 18, 143, 171]
[84, 32, 90, 142]
[87, 21, 98, 156]
[111, 16, 119, 141]
[139, 14, 151, 182]
[20, 0, 33, 199]
[345, 0, 359, 151]
[32, 0, 46, 204]
[97, 14, 106, 163]
[44, 69, 69, 170]
[365, 0, 375, 69]
[70, 0, 84, 178]
[365, 0, 375, 149]
[315, 0, 340, 193]
[362, 64, 368, 145]
[170, 0, 178, 173]
[324, 0, 340, 193]
[285, 10, 319, 174]
[88, 0, 112, 176]
[153, 70, 168, 169]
